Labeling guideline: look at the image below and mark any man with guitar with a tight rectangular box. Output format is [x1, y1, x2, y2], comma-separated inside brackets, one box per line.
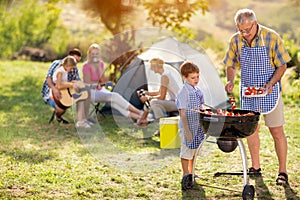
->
[51, 56, 92, 128]
[41, 48, 90, 126]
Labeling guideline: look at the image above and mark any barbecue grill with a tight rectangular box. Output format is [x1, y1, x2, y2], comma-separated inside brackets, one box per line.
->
[182, 109, 260, 200]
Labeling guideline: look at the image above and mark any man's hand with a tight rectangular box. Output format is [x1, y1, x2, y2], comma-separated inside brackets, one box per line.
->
[52, 87, 61, 100]
[225, 66, 236, 93]
[265, 82, 273, 94]
[225, 81, 234, 94]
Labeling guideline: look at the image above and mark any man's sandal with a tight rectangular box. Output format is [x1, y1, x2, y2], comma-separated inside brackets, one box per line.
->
[248, 167, 262, 177]
[276, 172, 288, 185]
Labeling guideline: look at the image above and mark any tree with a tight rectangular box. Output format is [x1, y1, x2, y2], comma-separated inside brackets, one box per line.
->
[144, 0, 209, 33]
[80, 0, 209, 35]
[79, 0, 209, 81]
[80, 0, 136, 35]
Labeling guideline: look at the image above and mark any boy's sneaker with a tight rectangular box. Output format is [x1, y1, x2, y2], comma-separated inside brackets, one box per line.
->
[76, 120, 91, 128]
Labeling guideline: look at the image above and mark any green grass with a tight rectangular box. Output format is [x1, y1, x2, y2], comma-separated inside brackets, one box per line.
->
[0, 60, 299, 199]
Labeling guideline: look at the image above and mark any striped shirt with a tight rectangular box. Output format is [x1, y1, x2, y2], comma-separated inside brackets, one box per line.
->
[223, 24, 291, 69]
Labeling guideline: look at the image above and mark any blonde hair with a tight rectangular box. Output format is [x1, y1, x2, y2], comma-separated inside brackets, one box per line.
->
[61, 56, 77, 68]
[87, 43, 100, 62]
[150, 58, 164, 68]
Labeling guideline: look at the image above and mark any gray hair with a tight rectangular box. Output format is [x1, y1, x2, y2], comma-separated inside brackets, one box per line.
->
[234, 8, 257, 25]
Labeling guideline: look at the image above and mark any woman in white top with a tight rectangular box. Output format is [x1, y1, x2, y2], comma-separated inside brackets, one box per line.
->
[137, 58, 180, 126]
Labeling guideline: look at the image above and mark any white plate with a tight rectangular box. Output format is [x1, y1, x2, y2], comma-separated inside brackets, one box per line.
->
[242, 87, 267, 98]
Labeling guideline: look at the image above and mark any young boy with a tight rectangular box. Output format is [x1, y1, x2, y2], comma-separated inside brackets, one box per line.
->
[176, 61, 205, 189]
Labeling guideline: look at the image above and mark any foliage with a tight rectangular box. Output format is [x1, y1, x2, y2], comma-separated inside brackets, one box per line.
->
[144, 0, 209, 36]
[81, 0, 209, 38]
[80, 0, 136, 35]
[0, 0, 70, 59]
[284, 35, 300, 78]
[199, 35, 226, 59]
[100, 31, 143, 83]
[283, 77, 300, 106]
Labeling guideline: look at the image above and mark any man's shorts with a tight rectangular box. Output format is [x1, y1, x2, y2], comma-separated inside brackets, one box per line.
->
[46, 98, 56, 109]
[263, 94, 285, 128]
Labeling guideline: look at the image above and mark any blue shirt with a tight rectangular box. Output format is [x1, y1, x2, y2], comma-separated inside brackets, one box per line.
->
[41, 59, 80, 102]
[176, 82, 205, 149]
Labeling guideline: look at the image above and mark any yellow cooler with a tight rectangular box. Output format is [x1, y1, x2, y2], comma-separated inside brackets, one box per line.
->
[159, 116, 181, 149]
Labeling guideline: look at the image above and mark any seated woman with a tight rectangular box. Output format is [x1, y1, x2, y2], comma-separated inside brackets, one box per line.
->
[137, 58, 181, 126]
[82, 43, 142, 121]
[51, 56, 91, 128]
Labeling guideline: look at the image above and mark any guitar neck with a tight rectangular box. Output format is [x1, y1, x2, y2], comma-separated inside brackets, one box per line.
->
[78, 82, 110, 92]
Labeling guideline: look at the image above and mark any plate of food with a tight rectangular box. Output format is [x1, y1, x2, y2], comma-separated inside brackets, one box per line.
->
[242, 86, 268, 98]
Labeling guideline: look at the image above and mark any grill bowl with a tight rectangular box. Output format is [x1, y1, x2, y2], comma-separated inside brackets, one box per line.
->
[199, 109, 260, 139]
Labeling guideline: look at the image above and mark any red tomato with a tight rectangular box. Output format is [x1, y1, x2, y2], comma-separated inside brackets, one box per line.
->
[245, 89, 251, 95]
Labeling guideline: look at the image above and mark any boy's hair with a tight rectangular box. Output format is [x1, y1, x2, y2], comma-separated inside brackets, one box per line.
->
[150, 58, 164, 67]
[68, 48, 82, 57]
[180, 61, 199, 77]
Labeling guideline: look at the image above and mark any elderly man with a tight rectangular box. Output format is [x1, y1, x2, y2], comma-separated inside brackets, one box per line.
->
[223, 8, 291, 185]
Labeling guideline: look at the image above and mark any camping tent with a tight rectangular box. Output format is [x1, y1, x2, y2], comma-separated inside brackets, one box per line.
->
[112, 37, 228, 111]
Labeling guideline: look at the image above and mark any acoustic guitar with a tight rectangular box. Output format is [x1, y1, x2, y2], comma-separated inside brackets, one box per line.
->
[59, 81, 113, 107]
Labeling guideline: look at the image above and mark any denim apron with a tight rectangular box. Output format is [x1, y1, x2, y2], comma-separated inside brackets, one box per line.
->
[240, 38, 279, 114]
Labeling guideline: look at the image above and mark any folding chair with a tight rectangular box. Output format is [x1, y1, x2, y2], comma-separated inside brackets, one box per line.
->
[88, 81, 115, 118]
[90, 102, 106, 118]
[168, 110, 179, 117]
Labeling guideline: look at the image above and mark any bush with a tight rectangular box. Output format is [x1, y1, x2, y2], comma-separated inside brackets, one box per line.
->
[0, 0, 69, 59]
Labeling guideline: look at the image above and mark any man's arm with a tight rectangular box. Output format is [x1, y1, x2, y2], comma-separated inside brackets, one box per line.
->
[266, 64, 287, 94]
[225, 66, 236, 93]
[46, 76, 61, 100]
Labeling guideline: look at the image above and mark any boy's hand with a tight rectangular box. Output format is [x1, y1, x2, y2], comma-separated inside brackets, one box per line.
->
[185, 131, 193, 142]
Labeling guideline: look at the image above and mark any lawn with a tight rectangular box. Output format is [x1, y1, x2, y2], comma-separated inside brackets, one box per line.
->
[0, 60, 299, 199]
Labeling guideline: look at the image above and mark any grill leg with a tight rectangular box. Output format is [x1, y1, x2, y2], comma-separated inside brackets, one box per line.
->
[192, 135, 209, 181]
[237, 139, 249, 185]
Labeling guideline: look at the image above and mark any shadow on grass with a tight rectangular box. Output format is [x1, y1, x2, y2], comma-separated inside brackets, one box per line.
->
[253, 176, 273, 200]
[1, 76, 42, 107]
[253, 176, 300, 200]
[182, 183, 206, 199]
[0, 75, 55, 124]
[0, 148, 55, 164]
[181, 177, 251, 199]
[284, 183, 300, 200]
[98, 115, 161, 149]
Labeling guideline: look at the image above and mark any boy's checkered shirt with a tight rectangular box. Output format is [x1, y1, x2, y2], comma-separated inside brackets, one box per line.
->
[176, 82, 205, 149]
